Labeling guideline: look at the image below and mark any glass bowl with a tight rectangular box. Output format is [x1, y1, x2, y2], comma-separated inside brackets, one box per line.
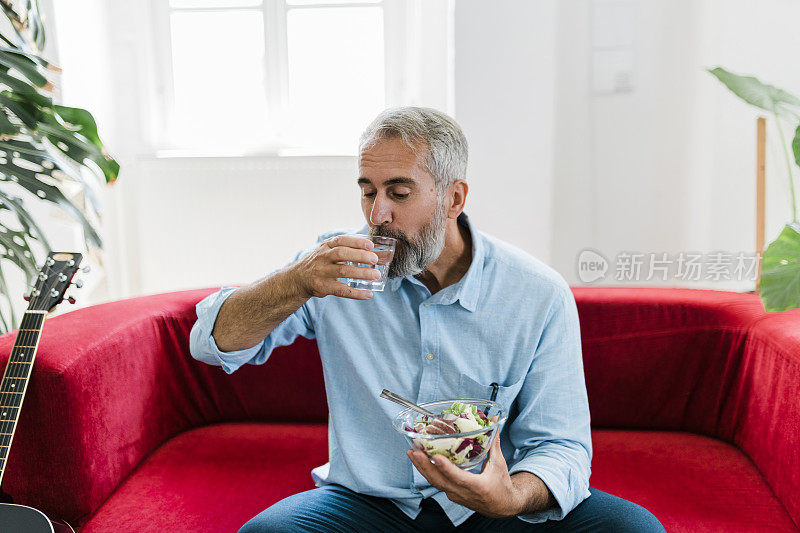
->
[392, 399, 507, 469]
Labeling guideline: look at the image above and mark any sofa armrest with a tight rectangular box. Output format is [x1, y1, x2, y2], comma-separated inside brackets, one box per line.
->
[574, 287, 800, 526]
[732, 309, 800, 528]
[0, 289, 219, 524]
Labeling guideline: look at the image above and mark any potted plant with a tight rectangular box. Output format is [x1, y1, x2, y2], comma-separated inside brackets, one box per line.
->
[709, 66, 800, 312]
[0, 0, 118, 332]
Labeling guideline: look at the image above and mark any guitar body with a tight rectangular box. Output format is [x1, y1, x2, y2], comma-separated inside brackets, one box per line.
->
[0, 502, 75, 532]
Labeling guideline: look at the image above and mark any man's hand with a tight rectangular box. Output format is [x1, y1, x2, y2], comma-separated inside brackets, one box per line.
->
[408, 432, 532, 519]
[292, 234, 381, 300]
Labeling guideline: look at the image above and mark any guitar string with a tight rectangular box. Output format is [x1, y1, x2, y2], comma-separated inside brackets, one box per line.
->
[0, 262, 53, 442]
[0, 262, 53, 436]
[0, 286, 44, 437]
[0, 260, 65, 437]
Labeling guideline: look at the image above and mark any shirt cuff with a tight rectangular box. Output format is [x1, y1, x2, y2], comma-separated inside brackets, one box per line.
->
[508, 452, 590, 523]
[189, 286, 264, 374]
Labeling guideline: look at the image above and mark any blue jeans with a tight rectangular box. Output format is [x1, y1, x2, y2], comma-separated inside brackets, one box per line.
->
[239, 484, 666, 532]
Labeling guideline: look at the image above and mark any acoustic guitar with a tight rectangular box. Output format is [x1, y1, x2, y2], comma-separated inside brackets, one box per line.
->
[0, 252, 86, 532]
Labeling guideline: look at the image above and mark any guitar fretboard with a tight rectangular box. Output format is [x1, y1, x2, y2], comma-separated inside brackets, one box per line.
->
[0, 311, 46, 483]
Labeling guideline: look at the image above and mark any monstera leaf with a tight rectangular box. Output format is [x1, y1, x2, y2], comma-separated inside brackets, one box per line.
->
[794, 124, 800, 168]
[709, 67, 800, 311]
[760, 223, 800, 312]
[707, 67, 800, 118]
[0, 0, 118, 332]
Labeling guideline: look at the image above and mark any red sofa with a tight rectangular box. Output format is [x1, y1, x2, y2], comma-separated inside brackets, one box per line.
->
[1, 287, 798, 532]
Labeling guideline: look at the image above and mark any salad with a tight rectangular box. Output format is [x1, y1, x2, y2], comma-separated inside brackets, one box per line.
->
[404, 401, 494, 465]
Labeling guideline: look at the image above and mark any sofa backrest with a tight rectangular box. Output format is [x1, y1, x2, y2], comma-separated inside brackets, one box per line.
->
[574, 287, 765, 435]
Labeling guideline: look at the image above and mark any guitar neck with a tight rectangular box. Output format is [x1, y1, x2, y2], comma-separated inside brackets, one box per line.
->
[0, 311, 47, 488]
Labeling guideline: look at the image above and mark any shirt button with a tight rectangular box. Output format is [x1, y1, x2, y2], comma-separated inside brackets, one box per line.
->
[426, 353, 435, 360]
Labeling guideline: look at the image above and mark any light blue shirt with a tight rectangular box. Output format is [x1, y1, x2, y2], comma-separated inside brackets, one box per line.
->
[189, 212, 592, 526]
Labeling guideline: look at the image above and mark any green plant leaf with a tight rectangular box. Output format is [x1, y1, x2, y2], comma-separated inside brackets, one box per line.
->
[53, 105, 119, 183]
[707, 67, 800, 117]
[759, 222, 800, 312]
[0, 164, 102, 248]
[0, 69, 51, 106]
[0, 138, 102, 215]
[0, 47, 52, 69]
[0, 193, 51, 250]
[0, 224, 40, 276]
[0, 0, 116, 333]
[0, 91, 42, 129]
[0, 109, 20, 138]
[793, 124, 800, 168]
[27, 0, 45, 51]
[0, 49, 48, 88]
[0, 196, 44, 283]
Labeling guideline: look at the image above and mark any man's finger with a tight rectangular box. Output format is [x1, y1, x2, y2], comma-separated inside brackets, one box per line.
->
[326, 234, 374, 251]
[329, 282, 374, 300]
[430, 452, 476, 487]
[330, 246, 379, 265]
[407, 450, 455, 491]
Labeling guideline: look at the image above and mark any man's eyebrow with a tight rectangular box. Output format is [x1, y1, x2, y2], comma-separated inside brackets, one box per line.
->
[357, 177, 417, 186]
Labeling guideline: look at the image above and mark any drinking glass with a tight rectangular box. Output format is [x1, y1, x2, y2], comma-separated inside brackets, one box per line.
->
[341, 235, 396, 291]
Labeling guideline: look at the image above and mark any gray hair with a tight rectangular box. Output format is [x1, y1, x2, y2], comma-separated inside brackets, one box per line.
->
[358, 106, 469, 196]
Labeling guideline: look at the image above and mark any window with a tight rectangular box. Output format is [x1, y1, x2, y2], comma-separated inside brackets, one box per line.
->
[152, 0, 452, 156]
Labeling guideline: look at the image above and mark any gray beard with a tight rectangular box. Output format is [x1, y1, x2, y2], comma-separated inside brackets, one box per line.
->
[369, 200, 447, 278]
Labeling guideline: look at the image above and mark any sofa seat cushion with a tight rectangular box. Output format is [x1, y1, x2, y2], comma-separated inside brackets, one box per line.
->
[79, 423, 329, 532]
[79, 425, 798, 532]
[591, 429, 798, 532]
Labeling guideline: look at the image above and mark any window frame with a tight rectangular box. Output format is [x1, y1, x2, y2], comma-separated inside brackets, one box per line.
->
[148, 0, 453, 157]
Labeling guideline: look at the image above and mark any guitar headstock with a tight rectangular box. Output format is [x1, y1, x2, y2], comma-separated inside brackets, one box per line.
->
[25, 252, 85, 313]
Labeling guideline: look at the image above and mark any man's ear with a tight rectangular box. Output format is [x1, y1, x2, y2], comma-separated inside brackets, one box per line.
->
[446, 180, 468, 219]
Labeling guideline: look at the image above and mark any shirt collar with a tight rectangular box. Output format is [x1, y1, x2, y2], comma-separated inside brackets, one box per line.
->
[361, 212, 483, 312]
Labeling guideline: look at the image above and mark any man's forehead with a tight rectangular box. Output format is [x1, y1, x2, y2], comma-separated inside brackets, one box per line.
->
[358, 142, 432, 183]
[359, 135, 426, 161]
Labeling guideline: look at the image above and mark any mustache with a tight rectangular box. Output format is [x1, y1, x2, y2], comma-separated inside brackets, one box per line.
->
[370, 226, 410, 245]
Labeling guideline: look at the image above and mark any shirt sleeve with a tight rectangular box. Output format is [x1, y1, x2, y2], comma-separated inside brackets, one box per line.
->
[189, 246, 318, 375]
[506, 285, 592, 523]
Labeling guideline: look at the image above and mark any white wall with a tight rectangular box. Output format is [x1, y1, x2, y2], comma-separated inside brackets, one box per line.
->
[453, 0, 558, 264]
[551, 0, 800, 290]
[702, 0, 800, 255]
[130, 155, 362, 294]
[33, 0, 800, 311]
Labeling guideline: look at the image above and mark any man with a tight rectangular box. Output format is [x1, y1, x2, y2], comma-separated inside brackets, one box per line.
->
[190, 107, 665, 532]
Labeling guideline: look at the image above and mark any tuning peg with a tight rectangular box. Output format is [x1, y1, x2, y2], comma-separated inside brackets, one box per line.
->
[67, 296, 76, 304]
[82, 265, 91, 273]
[73, 279, 84, 289]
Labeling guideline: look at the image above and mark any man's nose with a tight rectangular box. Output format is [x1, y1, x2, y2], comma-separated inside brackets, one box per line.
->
[369, 194, 392, 226]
